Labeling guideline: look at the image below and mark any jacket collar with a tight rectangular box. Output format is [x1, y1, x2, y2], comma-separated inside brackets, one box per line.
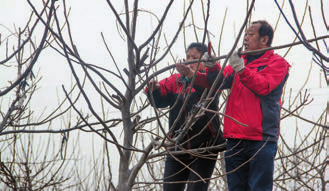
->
[242, 50, 274, 67]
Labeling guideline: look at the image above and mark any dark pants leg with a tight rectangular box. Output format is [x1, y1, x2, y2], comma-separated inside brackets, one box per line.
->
[186, 155, 217, 191]
[163, 154, 218, 191]
[224, 139, 277, 191]
[163, 156, 190, 191]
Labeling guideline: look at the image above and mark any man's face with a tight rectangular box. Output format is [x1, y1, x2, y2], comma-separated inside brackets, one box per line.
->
[243, 23, 267, 53]
[186, 48, 205, 72]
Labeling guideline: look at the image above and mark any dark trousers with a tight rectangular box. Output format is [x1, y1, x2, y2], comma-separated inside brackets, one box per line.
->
[163, 153, 218, 191]
[224, 139, 277, 191]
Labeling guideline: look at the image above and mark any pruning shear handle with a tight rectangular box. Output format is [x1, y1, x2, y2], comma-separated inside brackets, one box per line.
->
[208, 42, 212, 56]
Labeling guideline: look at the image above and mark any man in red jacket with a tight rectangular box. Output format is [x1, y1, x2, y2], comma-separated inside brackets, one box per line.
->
[180, 20, 290, 191]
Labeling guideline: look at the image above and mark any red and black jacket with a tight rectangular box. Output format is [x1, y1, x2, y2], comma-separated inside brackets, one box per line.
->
[194, 50, 290, 142]
[145, 74, 225, 151]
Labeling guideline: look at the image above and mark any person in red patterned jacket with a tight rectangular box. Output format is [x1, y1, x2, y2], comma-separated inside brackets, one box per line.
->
[145, 42, 226, 191]
[180, 20, 290, 191]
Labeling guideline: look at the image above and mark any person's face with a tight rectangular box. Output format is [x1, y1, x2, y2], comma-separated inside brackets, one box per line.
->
[186, 48, 205, 72]
[243, 23, 268, 54]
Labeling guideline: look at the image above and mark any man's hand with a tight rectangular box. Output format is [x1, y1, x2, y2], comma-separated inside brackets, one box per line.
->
[202, 52, 217, 68]
[148, 80, 160, 91]
[229, 51, 245, 73]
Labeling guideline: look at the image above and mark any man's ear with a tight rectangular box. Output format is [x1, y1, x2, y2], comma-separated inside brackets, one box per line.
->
[261, 36, 269, 45]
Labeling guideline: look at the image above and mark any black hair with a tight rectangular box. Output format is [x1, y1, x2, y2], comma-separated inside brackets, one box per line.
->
[186, 42, 208, 54]
[251, 20, 274, 46]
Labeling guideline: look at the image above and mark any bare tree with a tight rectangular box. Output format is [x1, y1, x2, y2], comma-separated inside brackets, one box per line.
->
[0, 0, 84, 190]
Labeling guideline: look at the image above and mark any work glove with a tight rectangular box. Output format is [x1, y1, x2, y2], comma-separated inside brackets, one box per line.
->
[229, 51, 245, 73]
[202, 52, 217, 68]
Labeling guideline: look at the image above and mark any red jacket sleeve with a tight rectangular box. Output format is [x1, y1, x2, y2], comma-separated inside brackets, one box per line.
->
[144, 74, 179, 97]
[239, 56, 290, 96]
[193, 63, 221, 88]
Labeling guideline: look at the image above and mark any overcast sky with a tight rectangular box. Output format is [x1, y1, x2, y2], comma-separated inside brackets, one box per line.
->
[0, 0, 328, 185]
